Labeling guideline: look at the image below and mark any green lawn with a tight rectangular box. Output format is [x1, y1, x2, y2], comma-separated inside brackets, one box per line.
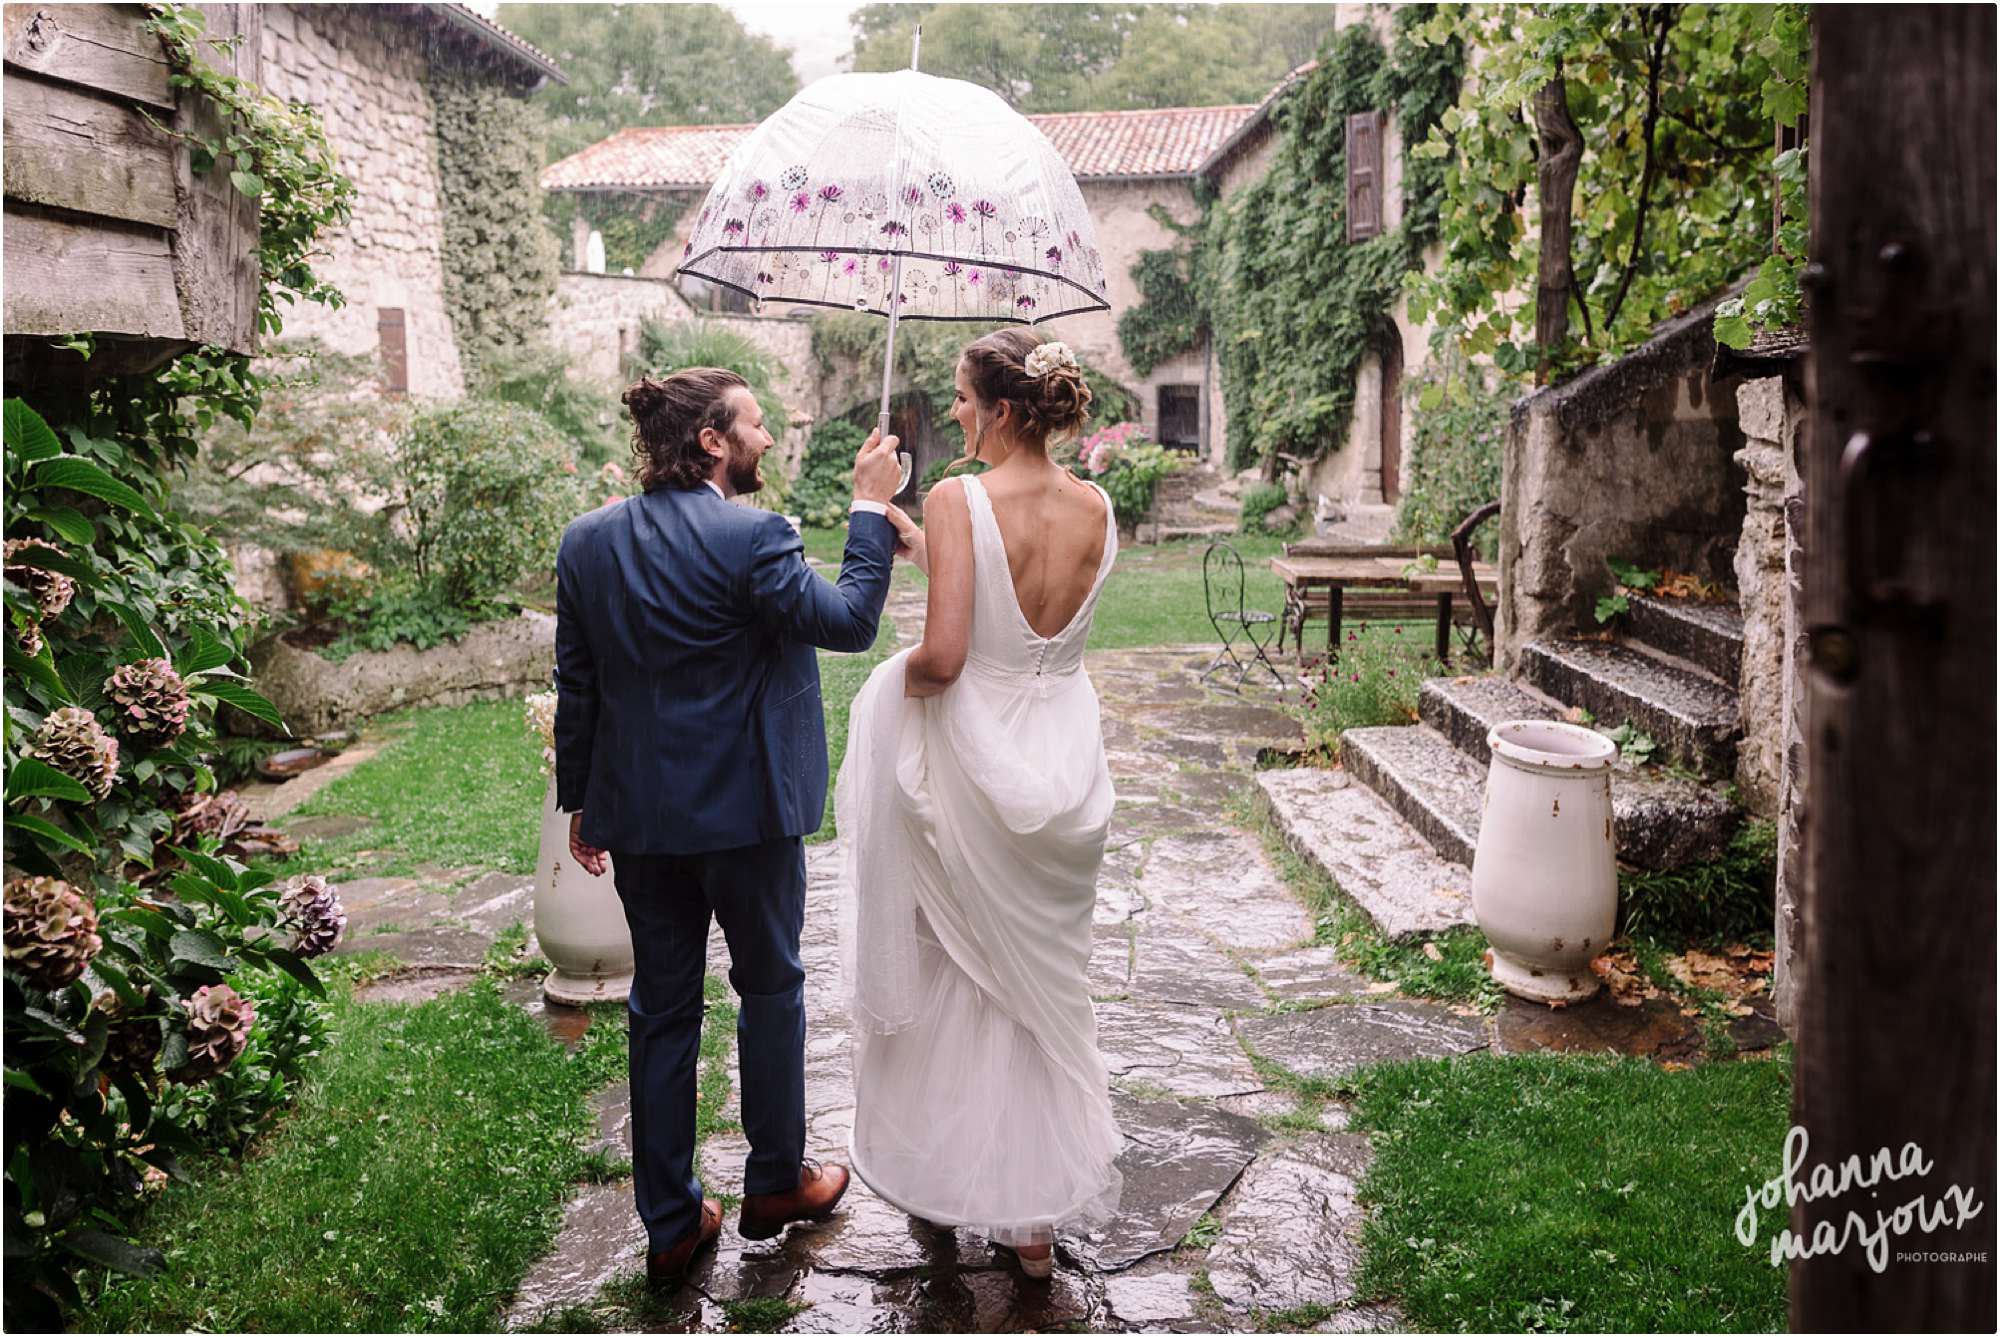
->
[282, 698, 546, 879]
[83, 981, 628, 1332]
[1348, 1050, 1793, 1333]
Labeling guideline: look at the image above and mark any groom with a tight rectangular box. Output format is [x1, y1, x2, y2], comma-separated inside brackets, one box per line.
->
[553, 366, 903, 1286]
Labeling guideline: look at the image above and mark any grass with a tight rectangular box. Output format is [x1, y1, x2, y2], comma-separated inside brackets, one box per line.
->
[1347, 1049, 1793, 1333]
[810, 609, 898, 845]
[281, 697, 545, 878]
[83, 979, 612, 1332]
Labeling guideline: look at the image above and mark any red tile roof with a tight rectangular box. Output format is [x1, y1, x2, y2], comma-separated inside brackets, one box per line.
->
[541, 103, 1259, 192]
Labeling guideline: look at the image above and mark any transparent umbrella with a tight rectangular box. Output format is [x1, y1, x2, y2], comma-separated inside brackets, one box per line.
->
[676, 34, 1110, 486]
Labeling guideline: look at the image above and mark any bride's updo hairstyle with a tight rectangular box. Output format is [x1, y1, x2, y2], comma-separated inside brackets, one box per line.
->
[961, 328, 1093, 453]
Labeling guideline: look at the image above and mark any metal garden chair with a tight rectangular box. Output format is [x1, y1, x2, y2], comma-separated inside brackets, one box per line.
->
[1200, 541, 1285, 692]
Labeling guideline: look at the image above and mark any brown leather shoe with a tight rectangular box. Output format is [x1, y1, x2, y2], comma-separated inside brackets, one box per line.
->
[646, 1199, 722, 1290]
[737, 1159, 851, 1241]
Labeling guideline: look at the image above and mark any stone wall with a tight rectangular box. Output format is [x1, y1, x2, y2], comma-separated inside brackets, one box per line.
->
[1495, 299, 1749, 669]
[257, 5, 464, 398]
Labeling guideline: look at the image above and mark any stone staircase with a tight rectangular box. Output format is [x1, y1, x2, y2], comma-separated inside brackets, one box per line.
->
[1142, 458, 1242, 542]
[1262, 592, 1747, 939]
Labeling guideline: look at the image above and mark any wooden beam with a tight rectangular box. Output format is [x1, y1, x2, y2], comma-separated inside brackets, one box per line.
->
[1793, 4, 1996, 1331]
[3, 70, 178, 228]
[3, 206, 183, 339]
[3, 3, 173, 111]
[168, 1, 259, 353]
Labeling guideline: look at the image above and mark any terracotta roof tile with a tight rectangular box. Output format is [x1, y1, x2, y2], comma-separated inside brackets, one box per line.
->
[541, 104, 1258, 192]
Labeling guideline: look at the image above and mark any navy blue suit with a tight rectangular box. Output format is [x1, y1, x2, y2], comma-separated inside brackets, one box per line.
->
[553, 484, 895, 1251]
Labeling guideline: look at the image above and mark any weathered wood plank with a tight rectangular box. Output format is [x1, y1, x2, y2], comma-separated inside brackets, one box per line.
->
[167, 1, 258, 353]
[3, 207, 184, 339]
[3, 72, 177, 227]
[1795, 4, 1996, 1332]
[3, 4, 173, 111]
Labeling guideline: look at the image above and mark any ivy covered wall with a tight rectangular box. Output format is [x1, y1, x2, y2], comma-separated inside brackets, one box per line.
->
[1116, 6, 1461, 476]
[431, 68, 561, 381]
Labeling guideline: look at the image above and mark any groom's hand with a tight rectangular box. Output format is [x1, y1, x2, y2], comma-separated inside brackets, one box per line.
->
[853, 428, 902, 506]
[569, 813, 608, 877]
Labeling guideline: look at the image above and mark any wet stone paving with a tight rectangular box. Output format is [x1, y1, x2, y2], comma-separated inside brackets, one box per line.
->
[327, 582, 1506, 1332]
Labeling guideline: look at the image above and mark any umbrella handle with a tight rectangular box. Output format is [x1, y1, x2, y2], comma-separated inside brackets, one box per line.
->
[878, 251, 910, 492]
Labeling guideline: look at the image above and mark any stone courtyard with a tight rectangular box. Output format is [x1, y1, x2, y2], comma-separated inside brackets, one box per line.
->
[285, 581, 1776, 1333]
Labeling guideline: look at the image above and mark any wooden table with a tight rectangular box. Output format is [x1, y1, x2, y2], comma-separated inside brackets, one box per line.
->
[1270, 554, 1499, 662]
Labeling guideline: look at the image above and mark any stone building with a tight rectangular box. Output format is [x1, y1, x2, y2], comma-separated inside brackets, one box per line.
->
[539, 105, 1260, 454]
[254, 3, 563, 398]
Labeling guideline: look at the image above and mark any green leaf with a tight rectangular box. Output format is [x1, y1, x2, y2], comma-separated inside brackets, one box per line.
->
[1713, 310, 1753, 350]
[26, 507, 97, 545]
[193, 679, 287, 731]
[7, 640, 72, 703]
[261, 947, 327, 997]
[60, 1228, 164, 1278]
[4, 400, 63, 464]
[6, 812, 93, 856]
[168, 928, 231, 972]
[174, 625, 235, 676]
[5, 757, 91, 804]
[32, 457, 155, 517]
[229, 169, 264, 197]
[5, 545, 96, 588]
[103, 602, 168, 661]
[4, 1067, 48, 1096]
[167, 843, 240, 893]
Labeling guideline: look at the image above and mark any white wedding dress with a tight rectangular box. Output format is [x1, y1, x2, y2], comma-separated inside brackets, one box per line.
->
[836, 473, 1124, 1248]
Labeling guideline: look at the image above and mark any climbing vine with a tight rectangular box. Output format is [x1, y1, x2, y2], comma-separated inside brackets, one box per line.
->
[544, 190, 689, 275]
[1116, 208, 1208, 379]
[1403, 3, 1809, 381]
[432, 67, 561, 379]
[1198, 8, 1464, 472]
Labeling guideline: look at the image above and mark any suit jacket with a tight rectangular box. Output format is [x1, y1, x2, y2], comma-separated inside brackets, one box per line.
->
[553, 485, 897, 855]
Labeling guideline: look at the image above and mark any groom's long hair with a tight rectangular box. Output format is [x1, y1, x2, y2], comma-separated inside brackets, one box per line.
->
[623, 367, 748, 491]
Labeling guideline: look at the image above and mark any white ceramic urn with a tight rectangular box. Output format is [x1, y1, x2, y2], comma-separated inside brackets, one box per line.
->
[1471, 720, 1618, 1004]
[534, 778, 635, 1007]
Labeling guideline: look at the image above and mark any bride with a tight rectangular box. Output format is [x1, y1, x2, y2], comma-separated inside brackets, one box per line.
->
[835, 328, 1124, 1278]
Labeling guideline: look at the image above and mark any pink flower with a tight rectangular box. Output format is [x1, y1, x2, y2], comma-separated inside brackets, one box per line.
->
[945, 202, 967, 224]
[746, 180, 768, 202]
[723, 218, 745, 237]
[903, 185, 923, 205]
[1016, 295, 1036, 310]
[601, 461, 626, 481]
[942, 261, 963, 276]
[601, 493, 624, 507]
[842, 258, 858, 275]
[817, 184, 844, 203]
[878, 257, 893, 272]
[790, 191, 811, 213]
[1045, 246, 1063, 265]
[967, 269, 982, 286]
[880, 220, 908, 237]
[971, 199, 997, 218]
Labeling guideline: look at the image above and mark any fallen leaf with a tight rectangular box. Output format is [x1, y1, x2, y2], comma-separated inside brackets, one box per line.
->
[1421, 941, 1444, 962]
[1365, 981, 1399, 994]
[1661, 1060, 1693, 1072]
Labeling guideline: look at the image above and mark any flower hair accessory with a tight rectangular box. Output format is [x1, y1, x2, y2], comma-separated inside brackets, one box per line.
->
[1023, 341, 1078, 380]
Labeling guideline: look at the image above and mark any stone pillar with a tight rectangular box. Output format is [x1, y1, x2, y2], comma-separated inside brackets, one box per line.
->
[1773, 375, 1807, 1031]
[1731, 377, 1791, 816]
[572, 214, 591, 272]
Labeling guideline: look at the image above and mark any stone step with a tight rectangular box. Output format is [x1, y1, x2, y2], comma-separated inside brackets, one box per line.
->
[1152, 521, 1238, 543]
[1255, 767, 1474, 940]
[1518, 638, 1740, 777]
[1418, 675, 1559, 767]
[1623, 593, 1744, 685]
[1342, 719, 1740, 871]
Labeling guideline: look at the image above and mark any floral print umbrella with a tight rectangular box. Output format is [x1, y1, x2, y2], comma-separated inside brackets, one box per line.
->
[676, 69, 1111, 327]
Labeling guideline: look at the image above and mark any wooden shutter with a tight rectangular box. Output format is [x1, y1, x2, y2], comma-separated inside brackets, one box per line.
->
[377, 307, 407, 395]
[1347, 110, 1384, 242]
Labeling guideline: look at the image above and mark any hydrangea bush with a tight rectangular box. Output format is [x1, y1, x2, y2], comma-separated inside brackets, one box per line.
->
[1070, 421, 1182, 530]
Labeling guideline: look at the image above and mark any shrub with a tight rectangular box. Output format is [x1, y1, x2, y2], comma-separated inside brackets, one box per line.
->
[1289, 624, 1441, 757]
[1071, 422, 1180, 530]
[1620, 819, 1777, 941]
[470, 343, 622, 467]
[789, 420, 868, 529]
[396, 402, 583, 607]
[1392, 352, 1508, 560]
[628, 319, 789, 441]
[920, 452, 986, 490]
[1239, 482, 1292, 534]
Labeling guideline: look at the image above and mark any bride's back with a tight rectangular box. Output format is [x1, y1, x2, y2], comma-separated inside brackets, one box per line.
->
[976, 465, 1110, 641]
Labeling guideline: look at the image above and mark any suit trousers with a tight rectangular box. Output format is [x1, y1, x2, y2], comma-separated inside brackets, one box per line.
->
[610, 836, 807, 1251]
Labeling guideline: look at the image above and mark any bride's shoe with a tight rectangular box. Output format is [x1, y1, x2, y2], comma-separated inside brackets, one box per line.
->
[997, 1241, 1054, 1279]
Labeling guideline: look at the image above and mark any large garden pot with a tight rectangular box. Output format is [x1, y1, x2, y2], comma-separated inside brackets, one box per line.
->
[1471, 720, 1618, 1004]
[534, 779, 635, 1007]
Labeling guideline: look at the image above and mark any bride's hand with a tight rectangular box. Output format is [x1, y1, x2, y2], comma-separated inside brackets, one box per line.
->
[884, 504, 928, 575]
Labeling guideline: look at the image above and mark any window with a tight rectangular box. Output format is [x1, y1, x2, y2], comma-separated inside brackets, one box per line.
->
[377, 307, 407, 395]
[1346, 110, 1384, 242]
[1158, 384, 1200, 449]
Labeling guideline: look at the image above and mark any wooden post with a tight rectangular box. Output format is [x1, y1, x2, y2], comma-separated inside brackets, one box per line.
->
[1531, 74, 1583, 383]
[1794, 6, 1995, 1332]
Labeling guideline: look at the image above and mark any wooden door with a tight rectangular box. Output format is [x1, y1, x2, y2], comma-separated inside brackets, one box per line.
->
[1794, 7, 1995, 1331]
[1379, 335, 1403, 501]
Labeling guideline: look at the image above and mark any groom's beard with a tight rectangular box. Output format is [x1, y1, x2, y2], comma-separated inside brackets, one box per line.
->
[726, 437, 764, 495]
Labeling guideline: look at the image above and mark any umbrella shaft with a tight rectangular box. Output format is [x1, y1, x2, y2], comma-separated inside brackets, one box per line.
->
[878, 250, 906, 440]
